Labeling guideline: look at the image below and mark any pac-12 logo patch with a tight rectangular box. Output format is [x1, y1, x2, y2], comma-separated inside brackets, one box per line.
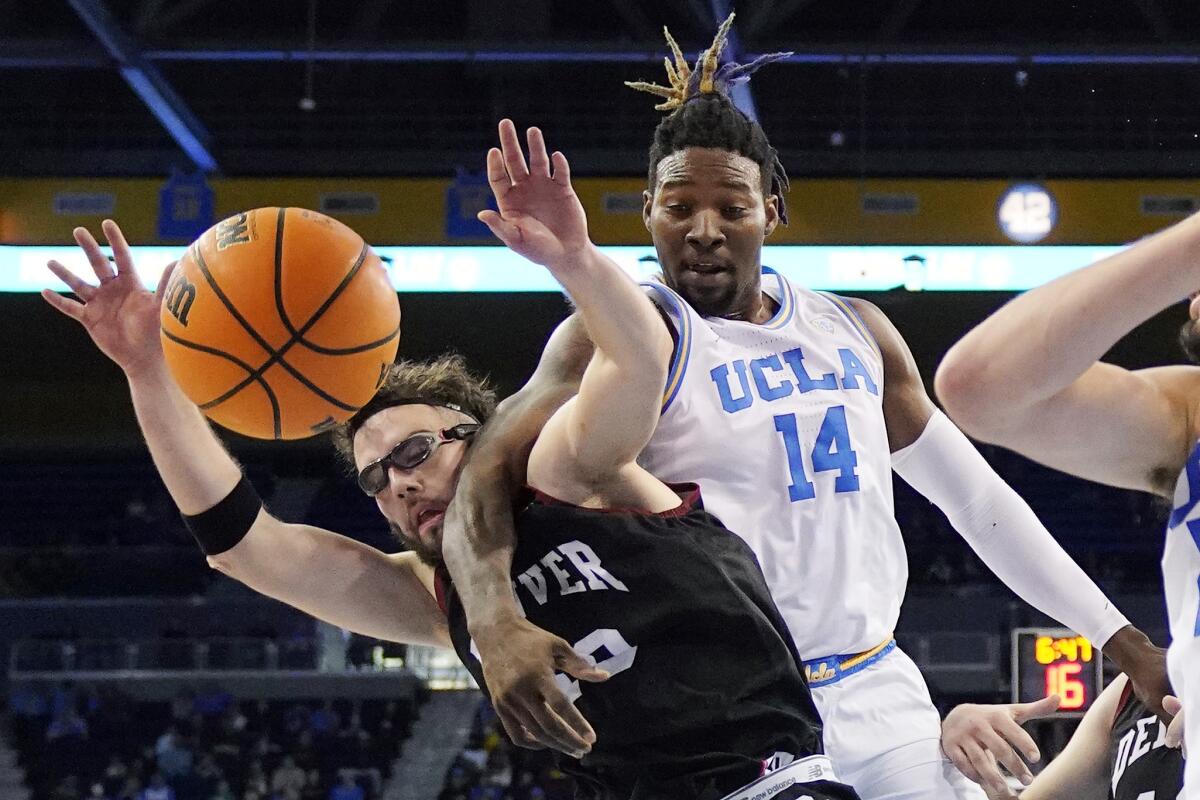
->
[811, 315, 836, 334]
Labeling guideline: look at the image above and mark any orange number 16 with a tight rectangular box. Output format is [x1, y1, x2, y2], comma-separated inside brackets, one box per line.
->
[1045, 663, 1085, 709]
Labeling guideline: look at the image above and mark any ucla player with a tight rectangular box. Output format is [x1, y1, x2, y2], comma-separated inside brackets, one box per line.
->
[41, 126, 860, 800]
[441, 16, 1169, 800]
[937, 214, 1200, 796]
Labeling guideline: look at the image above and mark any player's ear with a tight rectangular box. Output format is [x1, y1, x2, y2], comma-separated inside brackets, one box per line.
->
[763, 193, 779, 237]
[642, 190, 654, 232]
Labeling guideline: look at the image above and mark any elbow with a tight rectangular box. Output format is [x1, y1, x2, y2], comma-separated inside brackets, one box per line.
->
[205, 551, 238, 577]
[934, 348, 1002, 438]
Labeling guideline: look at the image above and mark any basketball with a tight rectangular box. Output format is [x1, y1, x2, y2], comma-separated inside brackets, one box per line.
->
[159, 207, 400, 440]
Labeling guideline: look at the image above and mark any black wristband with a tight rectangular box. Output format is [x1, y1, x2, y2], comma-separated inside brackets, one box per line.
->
[182, 474, 264, 556]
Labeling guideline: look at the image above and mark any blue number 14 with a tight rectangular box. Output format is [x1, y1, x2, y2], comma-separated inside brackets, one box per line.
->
[773, 406, 860, 502]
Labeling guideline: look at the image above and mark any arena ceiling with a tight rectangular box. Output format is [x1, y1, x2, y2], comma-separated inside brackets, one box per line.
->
[3, 0, 1200, 178]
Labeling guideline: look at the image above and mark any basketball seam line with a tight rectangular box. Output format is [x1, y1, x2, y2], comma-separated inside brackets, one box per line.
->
[190, 227, 368, 420]
[199, 227, 379, 411]
[163, 328, 283, 439]
[272, 208, 395, 355]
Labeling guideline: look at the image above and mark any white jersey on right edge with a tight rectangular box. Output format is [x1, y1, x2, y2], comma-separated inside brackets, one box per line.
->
[1164, 439, 1200, 799]
[638, 269, 907, 658]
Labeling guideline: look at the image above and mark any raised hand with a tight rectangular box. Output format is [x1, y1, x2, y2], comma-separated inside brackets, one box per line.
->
[42, 220, 174, 379]
[478, 119, 590, 272]
[941, 694, 1060, 799]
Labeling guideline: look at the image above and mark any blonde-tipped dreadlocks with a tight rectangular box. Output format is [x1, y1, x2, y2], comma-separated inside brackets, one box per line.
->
[625, 14, 791, 111]
[627, 13, 794, 224]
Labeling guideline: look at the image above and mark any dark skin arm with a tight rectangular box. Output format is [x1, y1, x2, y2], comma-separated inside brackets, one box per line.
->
[849, 295, 1169, 719]
[441, 313, 607, 756]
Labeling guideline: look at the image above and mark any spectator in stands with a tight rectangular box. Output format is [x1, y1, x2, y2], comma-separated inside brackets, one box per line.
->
[116, 774, 142, 800]
[328, 774, 363, 800]
[243, 761, 269, 798]
[192, 754, 223, 799]
[102, 754, 129, 796]
[154, 725, 194, 780]
[46, 708, 89, 741]
[207, 780, 234, 800]
[508, 771, 540, 800]
[300, 770, 323, 800]
[437, 767, 472, 800]
[51, 775, 82, 800]
[458, 736, 487, 772]
[481, 749, 511, 791]
[310, 700, 340, 739]
[283, 702, 311, 739]
[90, 782, 113, 800]
[140, 774, 175, 800]
[249, 733, 281, 763]
[271, 755, 307, 800]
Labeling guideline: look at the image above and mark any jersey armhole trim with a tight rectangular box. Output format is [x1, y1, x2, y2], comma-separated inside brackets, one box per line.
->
[641, 282, 692, 414]
[1113, 677, 1135, 731]
[817, 291, 883, 359]
[760, 267, 797, 330]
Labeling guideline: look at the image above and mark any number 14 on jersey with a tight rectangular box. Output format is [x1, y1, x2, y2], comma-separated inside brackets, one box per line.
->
[774, 405, 860, 501]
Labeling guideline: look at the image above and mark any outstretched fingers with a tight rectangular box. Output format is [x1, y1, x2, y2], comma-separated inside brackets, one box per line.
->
[40, 287, 85, 321]
[485, 147, 512, 200]
[73, 226, 116, 283]
[102, 219, 139, 281]
[477, 210, 522, 248]
[550, 151, 571, 186]
[498, 118, 530, 182]
[46, 259, 96, 301]
[527, 127, 551, 178]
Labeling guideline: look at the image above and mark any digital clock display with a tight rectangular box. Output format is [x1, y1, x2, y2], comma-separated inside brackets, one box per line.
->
[1011, 627, 1104, 716]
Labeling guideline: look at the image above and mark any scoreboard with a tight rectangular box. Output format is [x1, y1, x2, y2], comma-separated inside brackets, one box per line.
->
[1011, 627, 1104, 717]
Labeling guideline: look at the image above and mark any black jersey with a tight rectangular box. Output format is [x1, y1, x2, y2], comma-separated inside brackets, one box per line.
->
[1110, 681, 1182, 800]
[438, 486, 857, 800]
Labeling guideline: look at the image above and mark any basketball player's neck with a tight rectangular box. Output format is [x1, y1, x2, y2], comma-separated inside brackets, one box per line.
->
[721, 290, 778, 324]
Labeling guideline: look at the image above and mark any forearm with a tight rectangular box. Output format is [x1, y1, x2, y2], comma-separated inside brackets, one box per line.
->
[210, 520, 448, 647]
[939, 213, 1200, 414]
[894, 411, 1128, 647]
[127, 360, 243, 514]
[441, 454, 524, 635]
[549, 244, 670, 377]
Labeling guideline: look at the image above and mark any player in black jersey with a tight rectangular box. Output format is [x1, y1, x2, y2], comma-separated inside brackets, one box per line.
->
[42, 124, 858, 800]
[940, 675, 1183, 800]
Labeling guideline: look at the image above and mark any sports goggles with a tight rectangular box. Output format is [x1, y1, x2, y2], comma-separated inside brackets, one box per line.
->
[357, 423, 480, 496]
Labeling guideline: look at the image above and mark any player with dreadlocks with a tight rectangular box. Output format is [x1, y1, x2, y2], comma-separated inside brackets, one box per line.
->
[443, 14, 1170, 800]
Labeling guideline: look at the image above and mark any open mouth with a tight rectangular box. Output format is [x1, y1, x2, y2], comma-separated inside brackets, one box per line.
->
[416, 507, 443, 528]
[685, 261, 729, 274]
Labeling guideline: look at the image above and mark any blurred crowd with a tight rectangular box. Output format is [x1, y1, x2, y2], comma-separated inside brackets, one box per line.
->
[9, 682, 422, 800]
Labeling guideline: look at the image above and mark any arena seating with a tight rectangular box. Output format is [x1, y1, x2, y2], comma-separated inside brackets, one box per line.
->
[8, 683, 423, 800]
[435, 700, 568, 800]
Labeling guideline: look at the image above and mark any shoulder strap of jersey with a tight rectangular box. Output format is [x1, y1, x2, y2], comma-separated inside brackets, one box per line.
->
[814, 290, 883, 360]
[641, 281, 696, 413]
[1112, 677, 1136, 732]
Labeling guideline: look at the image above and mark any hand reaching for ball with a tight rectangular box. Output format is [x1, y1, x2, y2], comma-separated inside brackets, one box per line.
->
[478, 119, 591, 273]
[42, 220, 175, 380]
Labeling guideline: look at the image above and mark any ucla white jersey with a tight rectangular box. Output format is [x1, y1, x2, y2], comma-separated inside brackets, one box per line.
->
[1165, 441, 1200, 722]
[639, 268, 907, 657]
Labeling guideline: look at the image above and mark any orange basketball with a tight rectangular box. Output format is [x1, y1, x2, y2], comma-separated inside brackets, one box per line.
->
[160, 207, 400, 440]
